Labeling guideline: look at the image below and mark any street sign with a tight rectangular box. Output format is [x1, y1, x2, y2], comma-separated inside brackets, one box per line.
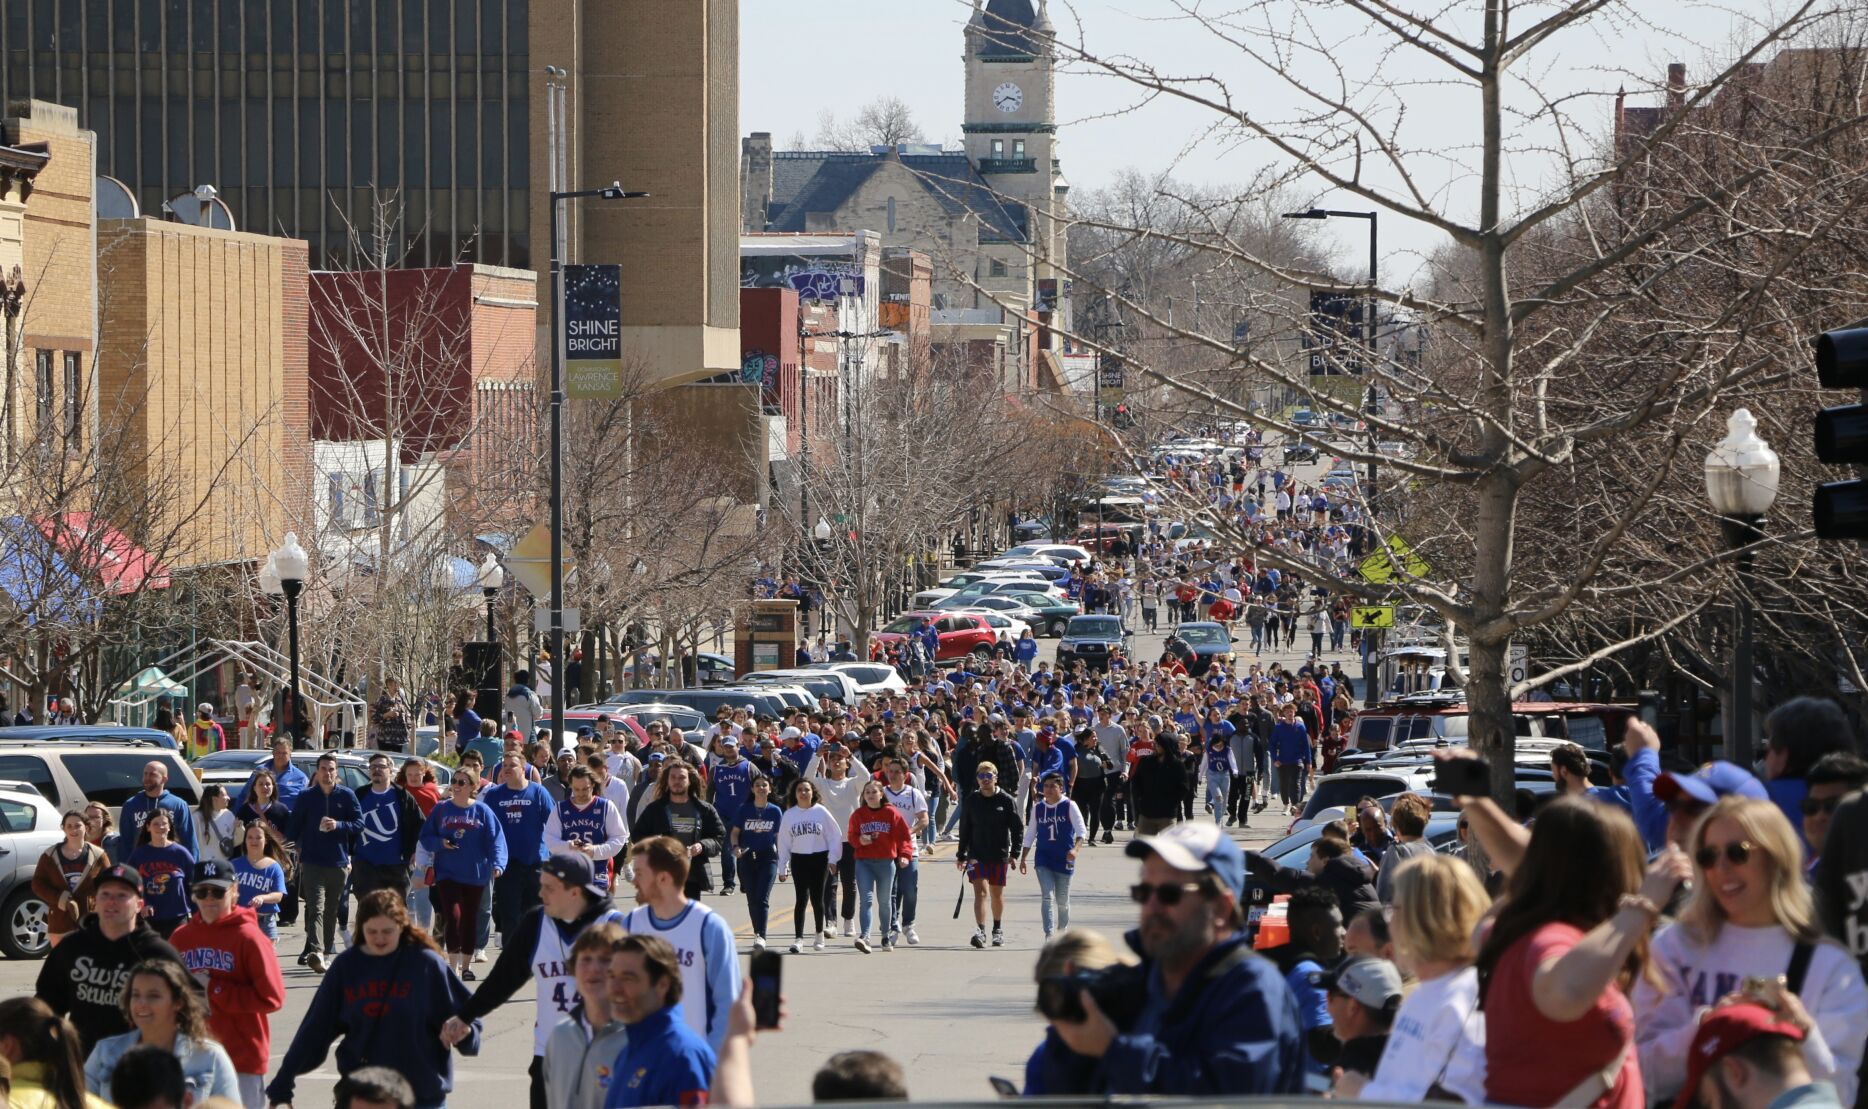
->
[1099, 357, 1125, 389]
[1357, 536, 1431, 584]
[564, 264, 623, 400]
[1509, 644, 1529, 685]
[535, 606, 582, 634]
[1350, 604, 1394, 629]
[504, 521, 576, 599]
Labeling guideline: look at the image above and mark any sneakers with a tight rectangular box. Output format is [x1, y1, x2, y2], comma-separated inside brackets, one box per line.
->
[297, 952, 310, 966]
[840, 919, 854, 937]
[753, 935, 766, 951]
[462, 967, 477, 982]
[823, 927, 837, 941]
[970, 928, 986, 949]
[905, 925, 921, 946]
[307, 953, 327, 974]
[472, 948, 489, 964]
[721, 885, 737, 895]
[813, 936, 826, 951]
[854, 936, 872, 954]
[1102, 832, 1114, 844]
[790, 940, 803, 954]
[882, 937, 895, 951]
[991, 927, 1005, 947]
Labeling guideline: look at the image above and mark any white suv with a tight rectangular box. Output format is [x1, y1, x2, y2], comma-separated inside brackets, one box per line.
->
[0, 783, 63, 958]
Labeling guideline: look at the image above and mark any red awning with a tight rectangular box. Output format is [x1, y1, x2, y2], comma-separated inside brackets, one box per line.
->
[37, 512, 171, 593]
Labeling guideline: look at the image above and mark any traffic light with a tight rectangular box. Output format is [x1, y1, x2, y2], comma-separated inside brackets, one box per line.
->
[1813, 327, 1868, 539]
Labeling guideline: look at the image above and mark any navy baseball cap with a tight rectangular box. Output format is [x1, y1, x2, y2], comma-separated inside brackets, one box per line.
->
[1654, 761, 1767, 807]
[541, 852, 608, 899]
[192, 859, 235, 889]
[95, 863, 143, 895]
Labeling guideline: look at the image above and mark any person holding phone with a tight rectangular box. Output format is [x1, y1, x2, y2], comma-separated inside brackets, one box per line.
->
[417, 768, 508, 981]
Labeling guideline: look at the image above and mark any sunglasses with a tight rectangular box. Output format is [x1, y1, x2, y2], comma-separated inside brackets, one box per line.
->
[976, 772, 997, 780]
[190, 885, 227, 900]
[1800, 794, 1847, 817]
[1696, 840, 1756, 869]
[1129, 880, 1209, 906]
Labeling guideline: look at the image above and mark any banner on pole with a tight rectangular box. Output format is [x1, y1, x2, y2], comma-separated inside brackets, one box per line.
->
[564, 264, 623, 400]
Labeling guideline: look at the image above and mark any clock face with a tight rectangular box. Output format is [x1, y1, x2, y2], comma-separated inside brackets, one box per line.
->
[993, 82, 1024, 113]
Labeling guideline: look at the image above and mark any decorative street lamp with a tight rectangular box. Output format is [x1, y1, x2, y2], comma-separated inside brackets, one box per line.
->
[1704, 408, 1780, 768]
[477, 553, 504, 643]
[267, 533, 310, 746]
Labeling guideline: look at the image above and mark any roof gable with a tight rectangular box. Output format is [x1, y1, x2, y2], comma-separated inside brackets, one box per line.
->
[765, 150, 1028, 241]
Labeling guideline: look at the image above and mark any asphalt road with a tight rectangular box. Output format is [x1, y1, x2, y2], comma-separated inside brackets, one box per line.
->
[0, 500, 1354, 1107]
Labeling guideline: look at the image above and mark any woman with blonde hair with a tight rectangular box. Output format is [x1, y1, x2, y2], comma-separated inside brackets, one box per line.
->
[1362, 853, 1491, 1103]
[1634, 796, 1867, 1104]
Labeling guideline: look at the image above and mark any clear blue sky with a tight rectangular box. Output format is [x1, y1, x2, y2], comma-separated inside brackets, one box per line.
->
[739, 0, 1816, 286]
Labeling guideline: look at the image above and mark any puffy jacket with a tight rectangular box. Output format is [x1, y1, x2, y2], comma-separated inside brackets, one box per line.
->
[30, 841, 107, 937]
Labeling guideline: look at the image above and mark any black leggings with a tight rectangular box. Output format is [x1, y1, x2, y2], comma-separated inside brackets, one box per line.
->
[790, 851, 829, 938]
[1075, 777, 1109, 839]
[825, 844, 857, 921]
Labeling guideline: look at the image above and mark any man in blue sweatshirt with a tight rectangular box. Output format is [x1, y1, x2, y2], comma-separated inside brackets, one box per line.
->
[351, 752, 423, 905]
[601, 932, 717, 1109]
[235, 737, 309, 812]
[286, 753, 363, 972]
[1269, 703, 1313, 816]
[485, 752, 555, 944]
[120, 761, 198, 857]
[708, 738, 757, 895]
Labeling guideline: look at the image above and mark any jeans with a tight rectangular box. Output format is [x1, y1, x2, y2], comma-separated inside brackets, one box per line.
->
[254, 913, 277, 940]
[300, 863, 348, 957]
[1035, 866, 1073, 935]
[494, 862, 541, 941]
[1250, 624, 1265, 652]
[853, 857, 896, 939]
[888, 857, 919, 936]
[1205, 773, 1230, 821]
[1331, 619, 1347, 650]
[1311, 631, 1325, 656]
[739, 851, 778, 937]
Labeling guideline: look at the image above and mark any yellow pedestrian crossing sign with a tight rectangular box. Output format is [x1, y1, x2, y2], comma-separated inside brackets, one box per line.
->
[1350, 605, 1394, 629]
[1358, 536, 1432, 585]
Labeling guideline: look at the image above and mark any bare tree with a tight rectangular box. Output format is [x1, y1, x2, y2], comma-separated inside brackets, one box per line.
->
[814, 96, 928, 152]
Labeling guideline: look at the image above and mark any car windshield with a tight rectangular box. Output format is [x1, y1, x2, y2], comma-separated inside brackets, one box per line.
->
[1178, 625, 1229, 647]
[1068, 616, 1122, 637]
[881, 617, 928, 634]
[1006, 593, 1052, 607]
[1300, 777, 1406, 819]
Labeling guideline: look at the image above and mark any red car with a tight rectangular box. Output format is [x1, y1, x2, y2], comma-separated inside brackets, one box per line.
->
[870, 611, 999, 663]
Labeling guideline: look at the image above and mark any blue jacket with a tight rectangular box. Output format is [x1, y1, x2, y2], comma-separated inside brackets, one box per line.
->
[1095, 931, 1306, 1096]
[119, 790, 198, 857]
[286, 784, 364, 868]
[85, 1032, 239, 1103]
[602, 1003, 717, 1109]
[1269, 721, 1312, 765]
[267, 943, 480, 1108]
[236, 760, 309, 811]
[1015, 637, 1039, 663]
[420, 799, 509, 886]
[483, 781, 555, 865]
[1623, 746, 1668, 853]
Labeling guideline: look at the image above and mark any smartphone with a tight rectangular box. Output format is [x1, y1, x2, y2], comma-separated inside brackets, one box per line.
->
[1432, 756, 1492, 797]
[988, 1077, 1020, 1098]
[749, 949, 782, 1030]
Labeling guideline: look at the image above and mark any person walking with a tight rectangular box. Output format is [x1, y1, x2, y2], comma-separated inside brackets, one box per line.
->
[1019, 772, 1086, 940]
[351, 752, 423, 909]
[1131, 733, 1189, 836]
[1269, 704, 1312, 816]
[707, 738, 757, 895]
[81, 959, 238, 1103]
[631, 762, 728, 899]
[170, 860, 285, 1109]
[808, 744, 867, 938]
[267, 890, 481, 1109]
[126, 810, 194, 938]
[484, 752, 556, 950]
[545, 766, 631, 898]
[598, 934, 719, 1109]
[542, 921, 631, 1109]
[956, 762, 1023, 949]
[285, 753, 363, 972]
[34, 865, 186, 1055]
[845, 780, 913, 953]
[195, 787, 238, 868]
[619, 836, 741, 1053]
[32, 810, 107, 950]
[442, 853, 627, 1109]
[230, 821, 287, 939]
[729, 776, 782, 950]
[418, 767, 508, 982]
[120, 762, 198, 858]
[777, 780, 840, 953]
[880, 757, 928, 946]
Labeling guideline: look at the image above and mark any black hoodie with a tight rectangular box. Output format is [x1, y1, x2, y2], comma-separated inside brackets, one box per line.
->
[1247, 852, 1381, 921]
[35, 912, 187, 1053]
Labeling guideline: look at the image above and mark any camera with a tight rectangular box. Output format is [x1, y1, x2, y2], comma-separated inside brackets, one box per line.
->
[1037, 963, 1147, 1030]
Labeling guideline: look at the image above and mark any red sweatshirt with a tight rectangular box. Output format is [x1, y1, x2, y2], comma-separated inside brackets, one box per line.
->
[845, 804, 914, 862]
[170, 904, 285, 1075]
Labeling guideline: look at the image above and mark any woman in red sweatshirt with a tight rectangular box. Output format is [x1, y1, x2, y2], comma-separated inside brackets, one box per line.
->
[845, 780, 914, 953]
[169, 859, 285, 1109]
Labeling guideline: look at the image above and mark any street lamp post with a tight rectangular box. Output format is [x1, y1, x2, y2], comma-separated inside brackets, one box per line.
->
[547, 180, 648, 741]
[1704, 408, 1780, 768]
[266, 533, 310, 747]
[812, 518, 833, 638]
[477, 553, 504, 644]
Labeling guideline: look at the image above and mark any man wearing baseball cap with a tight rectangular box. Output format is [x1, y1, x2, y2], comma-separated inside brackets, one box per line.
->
[35, 863, 187, 1053]
[171, 859, 284, 1109]
[1320, 955, 1403, 1098]
[1654, 760, 1768, 849]
[1046, 821, 1305, 1095]
[1676, 1002, 1841, 1109]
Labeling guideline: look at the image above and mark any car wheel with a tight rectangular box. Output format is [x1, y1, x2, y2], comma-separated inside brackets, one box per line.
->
[971, 645, 993, 662]
[1, 888, 49, 959]
[1048, 619, 1067, 636]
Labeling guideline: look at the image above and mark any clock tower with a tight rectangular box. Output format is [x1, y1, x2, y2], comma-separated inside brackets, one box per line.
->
[963, 0, 1067, 323]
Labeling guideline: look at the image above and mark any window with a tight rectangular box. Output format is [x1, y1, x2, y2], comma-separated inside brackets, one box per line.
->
[34, 350, 52, 430]
[327, 472, 348, 526]
[362, 466, 381, 525]
[1013, 139, 1025, 158]
[0, 797, 37, 833]
[62, 352, 80, 444]
[885, 196, 896, 233]
[989, 258, 1008, 278]
[0, 754, 59, 805]
[991, 139, 1004, 158]
[68, 752, 199, 807]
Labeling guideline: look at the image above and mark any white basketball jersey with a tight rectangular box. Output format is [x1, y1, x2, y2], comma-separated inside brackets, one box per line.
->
[622, 901, 721, 1044]
[531, 907, 627, 1055]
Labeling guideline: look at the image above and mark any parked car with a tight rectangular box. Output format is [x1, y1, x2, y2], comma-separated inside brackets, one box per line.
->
[1056, 614, 1130, 671]
[1282, 441, 1320, 463]
[607, 686, 793, 720]
[0, 741, 200, 817]
[933, 593, 1042, 622]
[912, 570, 1054, 608]
[190, 749, 455, 796]
[870, 611, 998, 663]
[733, 669, 859, 704]
[1290, 409, 1318, 427]
[1288, 767, 1557, 834]
[693, 652, 737, 687]
[1001, 590, 1082, 636]
[946, 578, 1068, 603]
[1245, 810, 1461, 941]
[995, 543, 1093, 564]
[1165, 621, 1234, 675]
[0, 725, 179, 750]
[804, 662, 909, 697]
[0, 783, 63, 958]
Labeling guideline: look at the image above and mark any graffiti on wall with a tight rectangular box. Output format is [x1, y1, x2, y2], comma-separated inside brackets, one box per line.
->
[741, 257, 866, 303]
[742, 350, 782, 410]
